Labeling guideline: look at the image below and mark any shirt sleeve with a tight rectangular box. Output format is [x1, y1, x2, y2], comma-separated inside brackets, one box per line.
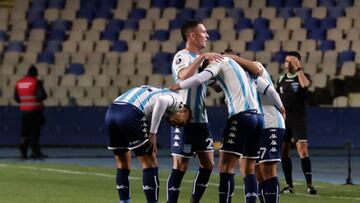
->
[257, 77, 271, 95]
[172, 52, 192, 80]
[150, 95, 176, 134]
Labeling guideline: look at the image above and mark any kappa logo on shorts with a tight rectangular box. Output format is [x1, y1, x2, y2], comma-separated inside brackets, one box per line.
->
[230, 126, 237, 131]
[173, 141, 180, 147]
[270, 147, 277, 152]
[174, 134, 180, 140]
[228, 132, 236, 138]
[227, 139, 235, 144]
[270, 140, 277, 146]
[270, 134, 277, 139]
[231, 120, 238, 125]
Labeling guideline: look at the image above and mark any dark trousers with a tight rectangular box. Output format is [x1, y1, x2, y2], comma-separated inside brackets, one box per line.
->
[20, 110, 45, 157]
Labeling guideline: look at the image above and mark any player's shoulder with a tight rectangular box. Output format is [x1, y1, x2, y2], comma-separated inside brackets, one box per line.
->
[277, 73, 286, 83]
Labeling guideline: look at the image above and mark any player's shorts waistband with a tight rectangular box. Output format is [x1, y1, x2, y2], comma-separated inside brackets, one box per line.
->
[111, 101, 143, 115]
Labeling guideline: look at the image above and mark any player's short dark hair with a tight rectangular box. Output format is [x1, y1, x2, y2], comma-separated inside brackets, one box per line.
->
[27, 65, 38, 77]
[286, 51, 301, 61]
[180, 20, 201, 42]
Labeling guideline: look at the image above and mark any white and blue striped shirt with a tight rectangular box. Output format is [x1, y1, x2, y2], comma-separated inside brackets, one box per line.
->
[254, 62, 285, 129]
[172, 49, 208, 123]
[114, 85, 184, 133]
[206, 57, 260, 117]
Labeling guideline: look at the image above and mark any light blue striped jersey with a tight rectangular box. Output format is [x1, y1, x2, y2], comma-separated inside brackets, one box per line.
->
[171, 49, 208, 123]
[113, 85, 184, 118]
[205, 57, 260, 117]
[254, 62, 285, 129]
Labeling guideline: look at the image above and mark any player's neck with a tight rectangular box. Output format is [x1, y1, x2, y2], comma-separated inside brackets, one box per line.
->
[185, 44, 201, 55]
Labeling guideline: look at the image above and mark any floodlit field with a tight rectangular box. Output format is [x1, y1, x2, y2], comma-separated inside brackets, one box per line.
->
[0, 162, 359, 203]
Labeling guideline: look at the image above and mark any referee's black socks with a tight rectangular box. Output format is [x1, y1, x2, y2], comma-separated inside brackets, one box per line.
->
[301, 157, 313, 186]
[281, 157, 293, 188]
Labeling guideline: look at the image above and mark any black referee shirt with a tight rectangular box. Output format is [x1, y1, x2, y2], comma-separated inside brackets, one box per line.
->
[276, 73, 311, 114]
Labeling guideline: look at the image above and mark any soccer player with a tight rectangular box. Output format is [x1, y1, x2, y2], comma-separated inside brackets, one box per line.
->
[253, 62, 285, 203]
[105, 85, 191, 203]
[167, 20, 223, 203]
[276, 51, 317, 194]
[169, 57, 285, 203]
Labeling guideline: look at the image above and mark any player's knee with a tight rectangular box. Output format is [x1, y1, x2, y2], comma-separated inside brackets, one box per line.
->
[199, 161, 214, 170]
[173, 157, 189, 171]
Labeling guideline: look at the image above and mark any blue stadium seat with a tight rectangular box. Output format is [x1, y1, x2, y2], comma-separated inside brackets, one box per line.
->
[337, 0, 353, 7]
[128, 8, 146, 20]
[328, 7, 345, 18]
[278, 8, 294, 18]
[339, 50, 355, 65]
[29, 0, 46, 12]
[319, 40, 335, 51]
[99, 0, 116, 10]
[30, 18, 48, 29]
[151, 30, 170, 41]
[295, 7, 311, 19]
[169, 0, 185, 8]
[218, 0, 233, 8]
[318, 0, 336, 7]
[194, 8, 210, 20]
[170, 18, 186, 30]
[67, 63, 85, 75]
[207, 30, 221, 41]
[284, 0, 301, 8]
[253, 18, 270, 30]
[112, 40, 128, 52]
[0, 30, 7, 41]
[234, 18, 252, 31]
[227, 8, 244, 20]
[6, 41, 24, 52]
[178, 8, 195, 19]
[308, 29, 326, 40]
[304, 17, 320, 29]
[199, 0, 217, 8]
[45, 41, 62, 52]
[38, 52, 55, 64]
[81, 0, 97, 10]
[272, 51, 286, 63]
[123, 19, 138, 30]
[77, 9, 94, 22]
[152, 0, 169, 8]
[27, 10, 44, 23]
[267, 0, 283, 7]
[95, 9, 112, 19]
[254, 29, 273, 41]
[107, 19, 123, 32]
[246, 41, 264, 51]
[320, 17, 336, 29]
[52, 19, 71, 30]
[48, 0, 65, 9]
[153, 52, 173, 75]
[48, 29, 66, 41]
[101, 29, 119, 41]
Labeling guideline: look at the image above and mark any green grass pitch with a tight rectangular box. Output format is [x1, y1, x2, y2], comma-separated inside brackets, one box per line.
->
[0, 162, 359, 203]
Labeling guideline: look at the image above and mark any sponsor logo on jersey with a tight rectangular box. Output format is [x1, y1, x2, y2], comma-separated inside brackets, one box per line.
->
[291, 82, 300, 92]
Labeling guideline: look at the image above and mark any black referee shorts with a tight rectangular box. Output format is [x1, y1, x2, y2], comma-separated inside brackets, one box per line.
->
[284, 114, 308, 143]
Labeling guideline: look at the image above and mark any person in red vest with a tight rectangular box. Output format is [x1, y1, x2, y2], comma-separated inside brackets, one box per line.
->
[14, 66, 48, 160]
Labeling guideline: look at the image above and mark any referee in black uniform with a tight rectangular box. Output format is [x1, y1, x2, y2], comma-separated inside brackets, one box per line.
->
[276, 51, 317, 195]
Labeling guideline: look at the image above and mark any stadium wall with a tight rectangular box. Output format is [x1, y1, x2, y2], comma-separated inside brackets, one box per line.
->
[0, 106, 359, 148]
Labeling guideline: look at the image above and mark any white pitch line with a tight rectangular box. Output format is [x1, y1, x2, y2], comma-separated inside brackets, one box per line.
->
[4, 164, 360, 201]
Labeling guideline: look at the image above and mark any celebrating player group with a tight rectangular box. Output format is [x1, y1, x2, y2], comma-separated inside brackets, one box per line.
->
[105, 20, 316, 203]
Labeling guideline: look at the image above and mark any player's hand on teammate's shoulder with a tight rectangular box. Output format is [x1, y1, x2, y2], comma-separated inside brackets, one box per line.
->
[201, 52, 224, 62]
[168, 84, 181, 91]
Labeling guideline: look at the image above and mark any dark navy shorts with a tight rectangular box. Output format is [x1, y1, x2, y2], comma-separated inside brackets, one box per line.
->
[257, 128, 285, 164]
[105, 103, 150, 156]
[171, 123, 214, 158]
[220, 111, 264, 159]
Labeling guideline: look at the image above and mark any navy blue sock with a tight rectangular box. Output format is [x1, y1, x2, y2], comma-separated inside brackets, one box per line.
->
[244, 175, 257, 203]
[167, 169, 185, 203]
[258, 181, 265, 203]
[143, 167, 159, 203]
[219, 173, 234, 203]
[262, 177, 280, 203]
[116, 169, 130, 202]
[191, 167, 212, 202]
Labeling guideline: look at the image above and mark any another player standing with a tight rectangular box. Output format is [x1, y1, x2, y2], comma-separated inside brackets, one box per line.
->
[105, 85, 191, 203]
[276, 51, 317, 194]
[167, 20, 223, 203]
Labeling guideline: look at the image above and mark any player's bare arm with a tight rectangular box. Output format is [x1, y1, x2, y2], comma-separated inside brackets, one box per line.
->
[225, 54, 263, 76]
[178, 53, 223, 80]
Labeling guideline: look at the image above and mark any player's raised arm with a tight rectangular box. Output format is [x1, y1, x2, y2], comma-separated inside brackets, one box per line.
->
[225, 54, 263, 76]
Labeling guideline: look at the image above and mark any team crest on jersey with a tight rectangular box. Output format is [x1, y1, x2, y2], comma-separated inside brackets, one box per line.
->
[291, 82, 300, 92]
